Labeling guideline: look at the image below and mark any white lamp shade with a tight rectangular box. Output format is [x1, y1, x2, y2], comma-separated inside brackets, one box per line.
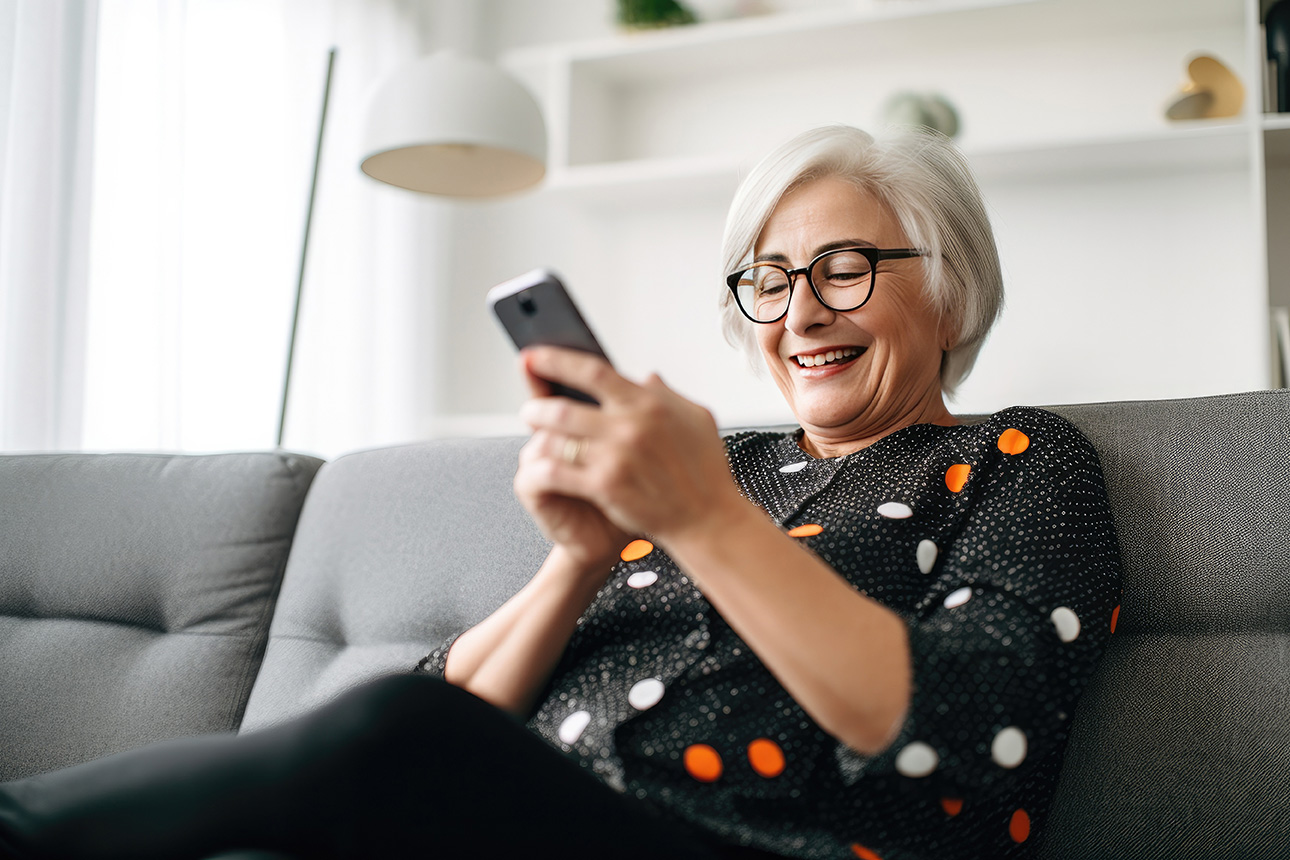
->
[360, 52, 547, 197]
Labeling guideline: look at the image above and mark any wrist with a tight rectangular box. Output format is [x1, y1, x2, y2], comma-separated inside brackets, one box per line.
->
[656, 486, 760, 555]
[546, 542, 620, 588]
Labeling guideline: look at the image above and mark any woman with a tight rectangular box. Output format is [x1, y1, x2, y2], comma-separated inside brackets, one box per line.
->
[0, 126, 1120, 860]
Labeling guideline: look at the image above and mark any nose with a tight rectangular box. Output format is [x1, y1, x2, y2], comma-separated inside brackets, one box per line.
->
[782, 273, 835, 334]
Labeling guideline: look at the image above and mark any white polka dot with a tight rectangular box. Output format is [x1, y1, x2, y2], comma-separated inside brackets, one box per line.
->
[894, 741, 939, 777]
[916, 539, 938, 574]
[627, 571, 659, 589]
[558, 710, 591, 745]
[992, 726, 1027, 768]
[1050, 606, 1081, 642]
[779, 461, 808, 473]
[944, 586, 972, 608]
[877, 501, 913, 519]
[628, 678, 666, 711]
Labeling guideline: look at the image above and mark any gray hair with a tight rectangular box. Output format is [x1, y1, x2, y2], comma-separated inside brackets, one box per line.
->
[719, 125, 1003, 396]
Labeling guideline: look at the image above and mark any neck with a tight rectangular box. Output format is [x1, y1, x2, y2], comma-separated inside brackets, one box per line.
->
[798, 393, 958, 459]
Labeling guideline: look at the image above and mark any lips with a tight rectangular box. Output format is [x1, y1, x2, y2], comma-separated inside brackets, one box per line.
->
[793, 346, 865, 368]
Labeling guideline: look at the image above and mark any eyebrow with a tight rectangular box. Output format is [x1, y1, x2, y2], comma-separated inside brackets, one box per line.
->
[753, 239, 878, 264]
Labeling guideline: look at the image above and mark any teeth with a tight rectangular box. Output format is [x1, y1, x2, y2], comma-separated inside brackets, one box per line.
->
[796, 347, 860, 368]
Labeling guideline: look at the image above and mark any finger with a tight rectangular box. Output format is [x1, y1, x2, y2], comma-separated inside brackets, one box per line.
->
[514, 435, 593, 498]
[520, 395, 605, 436]
[519, 353, 554, 398]
[522, 346, 635, 404]
[520, 428, 597, 473]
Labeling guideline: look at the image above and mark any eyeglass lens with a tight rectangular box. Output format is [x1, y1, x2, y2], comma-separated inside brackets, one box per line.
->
[735, 249, 873, 322]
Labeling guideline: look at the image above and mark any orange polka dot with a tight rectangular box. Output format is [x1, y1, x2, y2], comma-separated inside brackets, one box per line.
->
[620, 539, 654, 562]
[997, 428, 1030, 455]
[1110, 604, 1120, 634]
[1009, 809, 1031, 843]
[747, 738, 785, 778]
[945, 463, 971, 493]
[940, 797, 963, 817]
[850, 845, 883, 860]
[787, 523, 823, 537]
[683, 744, 723, 782]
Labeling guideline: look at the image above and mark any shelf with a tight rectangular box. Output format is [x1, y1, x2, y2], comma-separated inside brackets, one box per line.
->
[508, 0, 1240, 83]
[508, 0, 1040, 74]
[539, 123, 1253, 204]
[969, 121, 1252, 181]
[563, 0, 1044, 81]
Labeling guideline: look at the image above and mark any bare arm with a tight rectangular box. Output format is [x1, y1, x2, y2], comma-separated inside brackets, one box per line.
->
[661, 495, 910, 755]
[442, 544, 612, 719]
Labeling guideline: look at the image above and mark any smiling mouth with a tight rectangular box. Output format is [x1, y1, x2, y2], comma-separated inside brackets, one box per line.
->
[794, 347, 865, 368]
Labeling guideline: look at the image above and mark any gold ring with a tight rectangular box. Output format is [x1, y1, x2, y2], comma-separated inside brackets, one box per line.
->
[561, 436, 588, 465]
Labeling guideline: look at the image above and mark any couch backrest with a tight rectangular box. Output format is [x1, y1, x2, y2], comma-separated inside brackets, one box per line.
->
[239, 438, 548, 731]
[241, 390, 1290, 857]
[0, 451, 322, 780]
[1038, 390, 1290, 859]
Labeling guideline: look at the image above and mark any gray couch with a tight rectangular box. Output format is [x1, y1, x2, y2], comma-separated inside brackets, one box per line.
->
[2, 389, 1288, 859]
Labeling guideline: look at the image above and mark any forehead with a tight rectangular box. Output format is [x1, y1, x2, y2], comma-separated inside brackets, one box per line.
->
[755, 176, 904, 257]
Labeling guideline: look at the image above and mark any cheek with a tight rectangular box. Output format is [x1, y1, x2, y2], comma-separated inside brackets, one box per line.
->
[754, 326, 781, 362]
[872, 297, 940, 355]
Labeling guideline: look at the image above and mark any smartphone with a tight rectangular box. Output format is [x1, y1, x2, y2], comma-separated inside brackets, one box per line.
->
[487, 268, 610, 405]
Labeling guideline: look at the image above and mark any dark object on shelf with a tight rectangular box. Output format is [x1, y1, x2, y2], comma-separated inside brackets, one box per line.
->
[1270, 0, 1290, 112]
[617, 0, 697, 29]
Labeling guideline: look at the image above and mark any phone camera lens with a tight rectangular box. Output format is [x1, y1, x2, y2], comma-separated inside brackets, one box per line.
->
[518, 291, 537, 316]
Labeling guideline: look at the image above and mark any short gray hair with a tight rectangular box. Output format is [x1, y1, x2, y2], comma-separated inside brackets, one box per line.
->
[719, 125, 1003, 396]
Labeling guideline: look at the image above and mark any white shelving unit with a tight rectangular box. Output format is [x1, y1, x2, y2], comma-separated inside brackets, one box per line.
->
[429, 0, 1289, 434]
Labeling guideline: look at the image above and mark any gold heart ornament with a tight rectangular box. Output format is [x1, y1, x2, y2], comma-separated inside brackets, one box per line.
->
[1165, 54, 1245, 120]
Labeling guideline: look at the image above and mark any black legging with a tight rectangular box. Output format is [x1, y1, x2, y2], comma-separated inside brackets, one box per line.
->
[0, 674, 780, 860]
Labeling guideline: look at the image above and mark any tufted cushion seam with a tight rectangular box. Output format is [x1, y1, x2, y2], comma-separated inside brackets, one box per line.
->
[0, 611, 166, 635]
[0, 613, 292, 641]
[265, 631, 449, 650]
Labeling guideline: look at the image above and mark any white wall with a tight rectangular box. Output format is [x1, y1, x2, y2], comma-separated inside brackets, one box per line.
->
[419, 0, 1271, 436]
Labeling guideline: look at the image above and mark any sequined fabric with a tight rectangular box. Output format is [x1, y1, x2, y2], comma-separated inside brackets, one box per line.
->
[416, 407, 1122, 859]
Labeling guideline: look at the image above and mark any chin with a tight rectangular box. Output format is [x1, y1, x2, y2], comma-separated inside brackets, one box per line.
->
[794, 405, 868, 433]
[773, 375, 873, 433]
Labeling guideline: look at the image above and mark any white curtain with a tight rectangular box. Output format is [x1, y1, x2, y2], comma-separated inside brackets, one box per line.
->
[0, 0, 98, 451]
[81, 0, 445, 456]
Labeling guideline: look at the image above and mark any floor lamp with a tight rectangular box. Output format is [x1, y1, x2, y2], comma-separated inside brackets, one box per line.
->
[277, 50, 547, 448]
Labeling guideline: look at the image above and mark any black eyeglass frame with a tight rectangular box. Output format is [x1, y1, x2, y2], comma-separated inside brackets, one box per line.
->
[725, 247, 927, 324]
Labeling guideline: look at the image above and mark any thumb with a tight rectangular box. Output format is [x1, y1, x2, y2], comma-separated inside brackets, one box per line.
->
[643, 372, 672, 393]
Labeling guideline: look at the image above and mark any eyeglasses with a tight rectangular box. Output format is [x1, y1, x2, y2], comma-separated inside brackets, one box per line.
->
[725, 247, 926, 324]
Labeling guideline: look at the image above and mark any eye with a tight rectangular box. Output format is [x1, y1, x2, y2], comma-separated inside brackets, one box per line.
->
[818, 251, 873, 286]
[750, 268, 789, 296]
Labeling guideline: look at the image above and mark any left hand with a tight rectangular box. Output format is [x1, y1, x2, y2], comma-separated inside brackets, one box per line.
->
[517, 346, 741, 543]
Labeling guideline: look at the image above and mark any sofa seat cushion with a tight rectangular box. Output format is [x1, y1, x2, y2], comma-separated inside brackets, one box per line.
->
[0, 451, 322, 780]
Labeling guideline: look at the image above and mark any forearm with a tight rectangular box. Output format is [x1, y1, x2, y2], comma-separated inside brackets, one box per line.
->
[662, 496, 911, 755]
[443, 545, 610, 718]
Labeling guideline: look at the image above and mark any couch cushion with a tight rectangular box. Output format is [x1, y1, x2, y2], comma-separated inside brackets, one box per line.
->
[0, 451, 322, 780]
[239, 438, 548, 732]
[1039, 390, 1290, 859]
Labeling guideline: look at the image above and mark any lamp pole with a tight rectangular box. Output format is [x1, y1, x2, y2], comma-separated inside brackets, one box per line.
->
[277, 48, 335, 449]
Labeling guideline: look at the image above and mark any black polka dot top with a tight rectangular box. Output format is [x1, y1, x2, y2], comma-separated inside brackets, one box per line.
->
[416, 406, 1123, 859]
